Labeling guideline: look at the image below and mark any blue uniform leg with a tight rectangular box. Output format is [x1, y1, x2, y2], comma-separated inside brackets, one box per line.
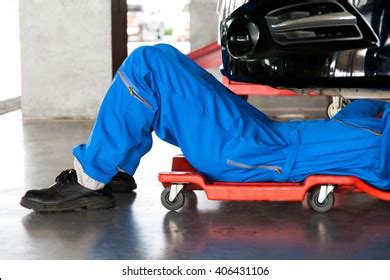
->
[72, 63, 157, 184]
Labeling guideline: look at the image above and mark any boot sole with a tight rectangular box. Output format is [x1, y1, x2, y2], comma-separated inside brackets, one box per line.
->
[20, 195, 115, 213]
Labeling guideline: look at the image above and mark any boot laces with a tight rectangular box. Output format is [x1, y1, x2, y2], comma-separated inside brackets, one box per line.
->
[55, 169, 77, 183]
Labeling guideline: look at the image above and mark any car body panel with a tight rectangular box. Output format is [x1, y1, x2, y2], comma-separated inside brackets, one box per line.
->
[219, 0, 390, 89]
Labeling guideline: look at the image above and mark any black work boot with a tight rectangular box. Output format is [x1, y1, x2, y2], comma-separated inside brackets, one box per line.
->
[20, 169, 115, 212]
[103, 171, 137, 193]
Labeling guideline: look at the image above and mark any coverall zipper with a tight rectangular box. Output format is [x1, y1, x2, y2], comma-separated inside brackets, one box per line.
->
[227, 159, 282, 174]
[333, 119, 382, 136]
[118, 69, 153, 110]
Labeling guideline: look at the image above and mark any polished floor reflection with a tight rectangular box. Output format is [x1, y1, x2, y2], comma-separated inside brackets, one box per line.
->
[1, 110, 390, 259]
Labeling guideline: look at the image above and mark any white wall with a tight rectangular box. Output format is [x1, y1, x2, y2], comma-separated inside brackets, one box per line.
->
[0, 0, 21, 101]
[19, 0, 112, 119]
[190, 0, 218, 50]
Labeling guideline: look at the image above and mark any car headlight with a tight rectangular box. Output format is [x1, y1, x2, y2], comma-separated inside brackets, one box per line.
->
[226, 16, 259, 58]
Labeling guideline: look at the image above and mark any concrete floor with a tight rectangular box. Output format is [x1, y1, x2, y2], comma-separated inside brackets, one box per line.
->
[2, 106, 390, 260]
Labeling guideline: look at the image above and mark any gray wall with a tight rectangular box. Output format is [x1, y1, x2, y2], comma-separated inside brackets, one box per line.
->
[190, 0, 218, 50]
[0, 0, 21, 102]
[19, 0, 112, 119]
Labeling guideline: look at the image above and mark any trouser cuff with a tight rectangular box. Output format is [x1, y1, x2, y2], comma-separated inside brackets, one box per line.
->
[73, 158, 105, 190]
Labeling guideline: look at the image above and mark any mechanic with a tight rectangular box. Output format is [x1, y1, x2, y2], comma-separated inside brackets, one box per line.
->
[20, 44, 390, 212]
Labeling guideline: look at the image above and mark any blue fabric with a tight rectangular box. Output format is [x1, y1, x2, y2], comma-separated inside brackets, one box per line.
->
[73, 44, 390, 189]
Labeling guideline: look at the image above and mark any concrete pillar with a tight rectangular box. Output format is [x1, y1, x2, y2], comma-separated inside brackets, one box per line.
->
[19, 0, 117, 119]
[190, 0, 218, 51]
[0, 0, 21, 102]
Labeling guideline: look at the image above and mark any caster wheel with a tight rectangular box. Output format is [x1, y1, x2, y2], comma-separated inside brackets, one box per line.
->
[326, 97, 350, 118]
[327, 102, 338, 118]
[327, 102, 347, 118]
[161, 187, 185, 211]
[308, 187, 335, 213]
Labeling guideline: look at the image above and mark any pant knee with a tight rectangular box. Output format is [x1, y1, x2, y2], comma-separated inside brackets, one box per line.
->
[127, 45, 167, 67]
[128, 44, 180, 65]
[128, 45, 154, 60]
[153, 43, 178, 56]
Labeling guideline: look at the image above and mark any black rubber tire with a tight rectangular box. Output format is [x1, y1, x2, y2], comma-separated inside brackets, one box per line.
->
[183, 189, 198, 209]
[308, 187, 335, 213]
[161, 187, 185, 211]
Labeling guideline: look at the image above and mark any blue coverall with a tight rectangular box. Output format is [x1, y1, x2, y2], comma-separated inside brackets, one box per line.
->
[73, 44, 390, 189]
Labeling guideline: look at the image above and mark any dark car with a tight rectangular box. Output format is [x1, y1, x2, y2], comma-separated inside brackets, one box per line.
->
[218, 0, 390, 115]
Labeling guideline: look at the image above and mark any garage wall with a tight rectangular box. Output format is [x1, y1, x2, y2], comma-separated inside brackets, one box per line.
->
[19, 0, 112, 119]
[190, 0, 218, 50]
[0, 0, 21, 102]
